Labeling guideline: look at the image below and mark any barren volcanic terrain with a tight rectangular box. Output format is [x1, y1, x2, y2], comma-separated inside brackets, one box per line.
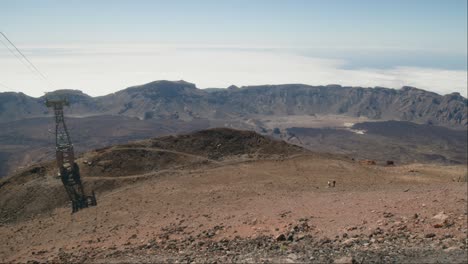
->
[0, 129, 466, 263]
[1, 80, 467, 179]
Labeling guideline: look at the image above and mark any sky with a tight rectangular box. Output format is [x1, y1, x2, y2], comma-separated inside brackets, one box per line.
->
[0, 0, 467, 97]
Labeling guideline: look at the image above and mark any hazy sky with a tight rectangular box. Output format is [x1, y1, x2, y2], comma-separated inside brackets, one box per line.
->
[1, 0, 467, 97]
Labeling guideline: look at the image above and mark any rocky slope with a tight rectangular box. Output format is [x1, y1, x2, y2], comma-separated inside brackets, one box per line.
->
[0, 129, 466, 263]
[1, 80, 466, 128]
[0, 116, 210, 178]
[0, 128, 306, 223]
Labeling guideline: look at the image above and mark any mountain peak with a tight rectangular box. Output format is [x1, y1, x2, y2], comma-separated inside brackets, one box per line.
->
[400, 86, 426, 93]
[123, 80, 198, 95]
[132, 80, 196, 89]
[0, 91, 28, 98]
[40, 90, 92, 105]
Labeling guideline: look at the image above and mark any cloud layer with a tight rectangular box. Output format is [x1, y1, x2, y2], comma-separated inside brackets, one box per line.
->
[0, 44, 466, 97]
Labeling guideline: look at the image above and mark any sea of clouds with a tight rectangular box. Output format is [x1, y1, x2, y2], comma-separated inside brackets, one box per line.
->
[0, 43, 466, 97]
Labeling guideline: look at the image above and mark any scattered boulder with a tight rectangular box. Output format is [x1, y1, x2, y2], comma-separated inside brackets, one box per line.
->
[334, 256, 356, 264]
[342, 238, 359, 247]
[383, 212, 394, 218]
[276, 234, 286, 241]
[432, 212, 448, 222]
[425, 233, 436, 238]
[359, 159, 376, 165]
[444, 246, 461, 252]
[432, 212, 452, 227]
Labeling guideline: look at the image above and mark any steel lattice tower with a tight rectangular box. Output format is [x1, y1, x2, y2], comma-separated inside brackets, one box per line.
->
[46, 98, 96, 213]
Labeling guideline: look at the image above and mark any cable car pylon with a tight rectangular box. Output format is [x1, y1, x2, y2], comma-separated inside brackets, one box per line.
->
[45, 98, 97, 213]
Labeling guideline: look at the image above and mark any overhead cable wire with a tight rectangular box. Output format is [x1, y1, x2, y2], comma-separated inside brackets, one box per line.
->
[0, 32, 49, 80]
[0, 31, 54, 89]
[0, 37, 37, 74]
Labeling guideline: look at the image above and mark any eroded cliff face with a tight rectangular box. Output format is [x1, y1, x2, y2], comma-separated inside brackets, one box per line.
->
[1, 81, 466, 128]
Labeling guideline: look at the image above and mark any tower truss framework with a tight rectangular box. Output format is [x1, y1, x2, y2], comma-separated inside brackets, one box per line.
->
[46, 98, 96, 213]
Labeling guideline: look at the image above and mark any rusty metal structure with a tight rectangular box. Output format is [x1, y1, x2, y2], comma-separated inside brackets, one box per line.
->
[46, 98, 97, 213]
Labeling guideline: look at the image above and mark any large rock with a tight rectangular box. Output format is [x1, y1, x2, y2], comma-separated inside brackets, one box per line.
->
[432, 212, 452, 227]
[432, 212, 449, 222]
[334, 256, 356, 264]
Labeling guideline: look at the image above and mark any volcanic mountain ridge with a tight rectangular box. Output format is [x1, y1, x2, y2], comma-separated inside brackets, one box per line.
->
[1, 80, 466, 128]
